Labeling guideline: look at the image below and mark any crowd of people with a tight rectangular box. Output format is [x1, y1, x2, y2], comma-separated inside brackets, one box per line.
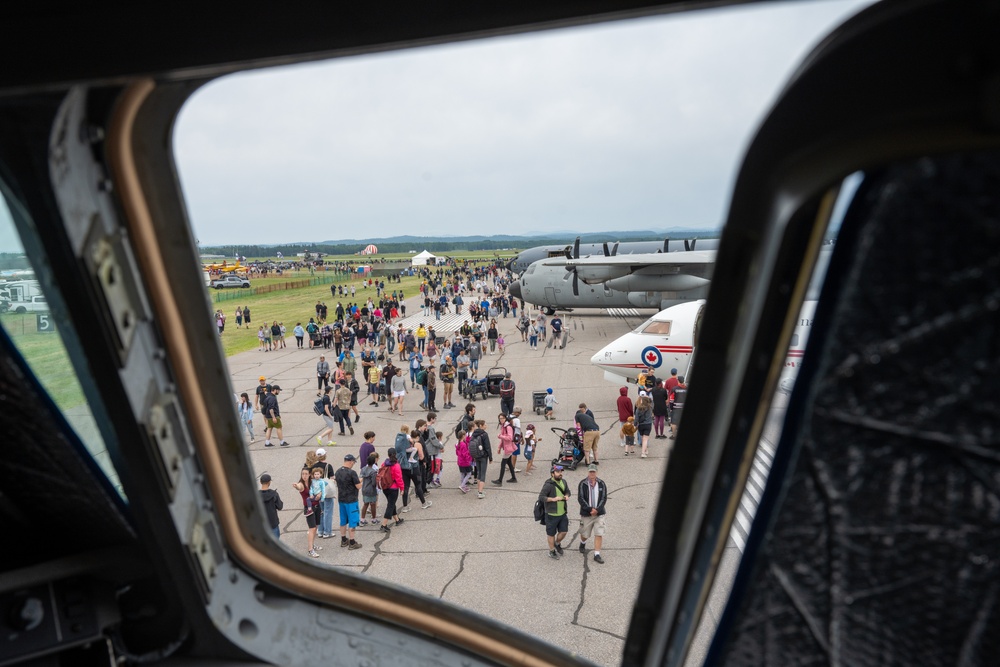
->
[247, 258, 625, 564]
[613, 366, 689, 458]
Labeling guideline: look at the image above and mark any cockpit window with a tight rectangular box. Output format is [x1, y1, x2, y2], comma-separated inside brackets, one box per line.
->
[640, 320, 672, 335]
[170, 2, 874, 664]
[0, 191, 124, 498]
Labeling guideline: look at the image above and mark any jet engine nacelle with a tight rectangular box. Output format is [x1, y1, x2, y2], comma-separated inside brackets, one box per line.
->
[604, 273, 711, 293]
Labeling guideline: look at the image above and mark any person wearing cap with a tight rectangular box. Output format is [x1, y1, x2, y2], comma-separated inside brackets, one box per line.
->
[664, 367, 680, 395]
[543, 387, 558, 421]
[577, 464, 608, 564]
[254, 376, 271, 412]
[335, 454, 363, 550]
[539, 464, 571, 559]
[263, 385, 289, 447]
[310, 448, 337, 539]
[259, 473, 283, 540]
[669, 375, 689, 440]
[499, 372, 516, 417]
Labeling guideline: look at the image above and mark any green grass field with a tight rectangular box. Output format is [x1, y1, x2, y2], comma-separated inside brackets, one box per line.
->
[0, 251, 517, 409]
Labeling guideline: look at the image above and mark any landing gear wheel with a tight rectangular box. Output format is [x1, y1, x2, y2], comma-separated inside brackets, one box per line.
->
[543, 307, 556, 316]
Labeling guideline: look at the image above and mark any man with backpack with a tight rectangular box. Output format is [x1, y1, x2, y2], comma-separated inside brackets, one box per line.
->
[539, 465, 571, 559]
[467, 419, 492, 499]
[416, 364, 429, 409]
[499, 372, 516, 417]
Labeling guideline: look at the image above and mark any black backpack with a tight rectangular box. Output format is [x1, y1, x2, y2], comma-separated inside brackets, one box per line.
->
[313, 397, 325, 416]
[467, 430, 487, 459]
[533, 497, 545, 524]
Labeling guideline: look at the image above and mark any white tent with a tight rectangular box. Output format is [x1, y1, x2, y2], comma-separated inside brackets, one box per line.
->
[411, 250, 438, 266]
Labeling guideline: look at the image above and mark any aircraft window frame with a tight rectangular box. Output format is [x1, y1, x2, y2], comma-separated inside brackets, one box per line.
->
[0, 188, 125, 499]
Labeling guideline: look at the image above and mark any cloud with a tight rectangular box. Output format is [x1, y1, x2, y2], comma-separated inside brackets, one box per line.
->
[174, 0, 872, 245]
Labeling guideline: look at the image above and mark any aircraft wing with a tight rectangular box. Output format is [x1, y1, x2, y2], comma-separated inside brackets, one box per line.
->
[565, 250, 716, 285]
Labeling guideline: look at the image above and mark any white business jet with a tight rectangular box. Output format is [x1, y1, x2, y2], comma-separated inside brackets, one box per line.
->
[592, 299, 815, 393]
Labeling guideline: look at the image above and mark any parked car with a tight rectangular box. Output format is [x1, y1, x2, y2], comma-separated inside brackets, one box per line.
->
[211, 275, 251, 289]
[12, 296, 47, 314]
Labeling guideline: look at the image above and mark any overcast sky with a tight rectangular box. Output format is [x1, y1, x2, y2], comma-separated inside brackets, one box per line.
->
[1, 0, 871, 253]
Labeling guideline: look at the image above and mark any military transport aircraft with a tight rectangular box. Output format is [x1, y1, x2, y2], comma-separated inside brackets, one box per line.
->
[1, 1, 997, 667]
[507, 236, 719, 274]
[509, 249, 715, 314]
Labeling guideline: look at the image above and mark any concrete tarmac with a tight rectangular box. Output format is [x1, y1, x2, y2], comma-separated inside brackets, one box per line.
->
[229, 303, 684, 666]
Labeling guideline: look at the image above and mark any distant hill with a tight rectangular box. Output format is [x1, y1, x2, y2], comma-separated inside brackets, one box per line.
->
[199, 229, 723, 258]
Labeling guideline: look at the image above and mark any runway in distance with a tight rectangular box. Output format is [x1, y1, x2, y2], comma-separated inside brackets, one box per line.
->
[591, 299, 815, 394]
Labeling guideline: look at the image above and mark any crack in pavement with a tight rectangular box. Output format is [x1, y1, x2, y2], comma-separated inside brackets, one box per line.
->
[439, 551, 468, 599]
[568, 536, 627, 641]
[361, 528, 393, 574]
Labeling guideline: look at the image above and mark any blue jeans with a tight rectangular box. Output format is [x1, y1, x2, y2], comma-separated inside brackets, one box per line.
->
[423, 386, 429, 406]
[418, 338, 425, 353]
[435, 310, 440, 320]
[321, 497, 335, 535]
[410, 367, 419, 385]
[271, 525, 281, 539]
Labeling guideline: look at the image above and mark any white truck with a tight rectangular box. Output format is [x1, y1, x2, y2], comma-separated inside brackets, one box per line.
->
[11, 295, 48, 314]
[211, 275, 251, 289]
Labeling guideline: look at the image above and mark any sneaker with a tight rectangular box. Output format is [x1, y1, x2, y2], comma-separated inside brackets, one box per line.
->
[594, 554, 605, 564]
[549, 550, 559, 560]
[477, 492, 485, 499]
[316, 436, 323, 446]
[421, 501, 433, 509]
[507, 478, 518, 484]
[264, 442, 274, 447]
[491, 480, 502, 486]
[459, 485, 468, 494]
[355, 415, 360, 423]
[308, 549, 320, 558]
[341, 537, 349, 547]
[349, 426, 355, 435]
[379, 525, 391, 533]
[669, 435, 675, 440]
[514, 468, 522, 473]
[592, 460, 599, 465]
[395, 518, 405, 526]
[348, 542, 362, 550]
[555, 543, 564, 556]
[579, 542, 587, 554]
[280, 441, 289, 447]
[401, 506, 411, 513]
[359, 519, 368, 526]
[641, 453, 648, 458]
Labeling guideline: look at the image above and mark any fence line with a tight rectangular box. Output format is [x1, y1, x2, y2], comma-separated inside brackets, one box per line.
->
[211, 274, 347, 303]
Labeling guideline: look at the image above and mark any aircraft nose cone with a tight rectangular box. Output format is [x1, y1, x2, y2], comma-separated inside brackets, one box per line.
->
[509, 281, 522, 300]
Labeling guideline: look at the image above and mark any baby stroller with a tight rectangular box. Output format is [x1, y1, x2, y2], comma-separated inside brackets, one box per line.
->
[463, 375, 490, 401]
[550, 427, 585, 471]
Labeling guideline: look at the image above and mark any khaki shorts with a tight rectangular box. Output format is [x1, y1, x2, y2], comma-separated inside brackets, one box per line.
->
[582, 430, 600, 452]
[266, 417, 283, 429]
[579, 514, 606, 539]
